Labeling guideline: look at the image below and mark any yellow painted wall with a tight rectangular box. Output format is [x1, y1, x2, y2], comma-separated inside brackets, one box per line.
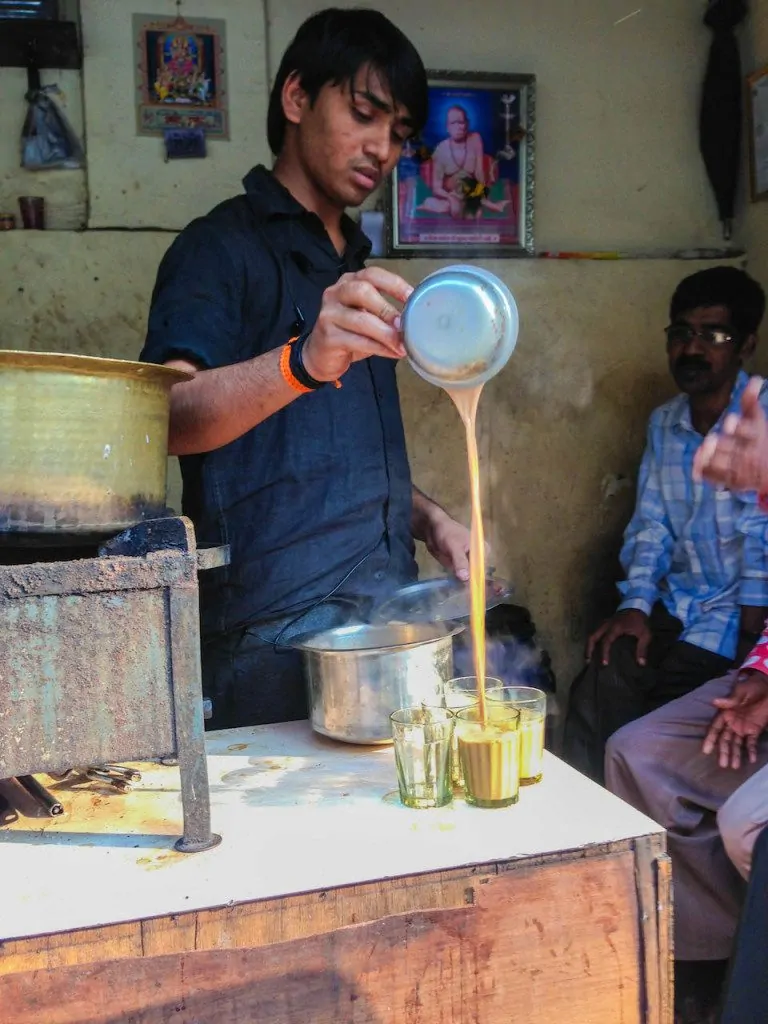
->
[270, 0, 723, 252]
[0, 0, 760, 693]
[80, 0, 269, 228]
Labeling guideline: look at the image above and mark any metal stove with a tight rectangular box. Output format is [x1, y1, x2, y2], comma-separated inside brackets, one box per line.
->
[0, 515, 226, 853]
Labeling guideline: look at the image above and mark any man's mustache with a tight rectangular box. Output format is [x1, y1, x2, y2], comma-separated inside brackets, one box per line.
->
[674, 357, 711, 373]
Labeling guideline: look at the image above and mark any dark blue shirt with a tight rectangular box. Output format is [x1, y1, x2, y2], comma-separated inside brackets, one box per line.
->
[140, 166, 417, 639]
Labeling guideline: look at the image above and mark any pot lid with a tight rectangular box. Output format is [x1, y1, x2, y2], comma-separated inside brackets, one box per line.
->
[370, 576, 513, 626]
[293, 621, 463, 653]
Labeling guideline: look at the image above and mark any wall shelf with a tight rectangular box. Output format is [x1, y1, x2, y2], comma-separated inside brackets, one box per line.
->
[0, 18, 80, 91]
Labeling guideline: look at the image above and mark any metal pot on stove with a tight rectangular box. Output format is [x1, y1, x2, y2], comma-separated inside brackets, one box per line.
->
[0, 351, 190, 544]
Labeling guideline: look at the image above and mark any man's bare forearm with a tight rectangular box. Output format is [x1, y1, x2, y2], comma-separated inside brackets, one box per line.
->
[165, 348, 300, 455]
[411, 485, 450, 540]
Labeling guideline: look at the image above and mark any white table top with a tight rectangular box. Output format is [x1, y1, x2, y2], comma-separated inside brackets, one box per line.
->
[0, 722, 663, 943]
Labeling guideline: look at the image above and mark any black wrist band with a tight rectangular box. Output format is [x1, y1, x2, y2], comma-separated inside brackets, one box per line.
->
[289, 331, 327, 391]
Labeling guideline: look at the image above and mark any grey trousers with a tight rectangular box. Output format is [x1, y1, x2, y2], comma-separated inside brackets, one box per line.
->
[605, 673, 768, 960]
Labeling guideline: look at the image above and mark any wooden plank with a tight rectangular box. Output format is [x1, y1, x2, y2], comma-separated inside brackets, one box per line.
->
[0, 843, 642, 976]
[2, 849, 648, 1024]
[655, 847, 674, 1023]
[0, 921, 143, 976]
[635, 834, 662, 1023]
[0, 866, 476, 974]
[632, 834, 673, 1024]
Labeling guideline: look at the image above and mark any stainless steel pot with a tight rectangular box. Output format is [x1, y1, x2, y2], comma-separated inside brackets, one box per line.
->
[296, 622, 462, 745]
[0, 351, 190, 544]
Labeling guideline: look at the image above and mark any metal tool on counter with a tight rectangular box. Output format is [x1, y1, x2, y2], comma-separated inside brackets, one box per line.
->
[401, 265, 520, 389]
[84, 769, 131, 793]
[16, 775, 64, 817]
[102, 764, 142, 782]
[85, 764, 141, 792]
[51, 763, 142, 793]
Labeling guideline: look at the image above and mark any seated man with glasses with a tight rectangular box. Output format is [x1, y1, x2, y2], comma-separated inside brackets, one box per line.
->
[562, 266, 768, 784]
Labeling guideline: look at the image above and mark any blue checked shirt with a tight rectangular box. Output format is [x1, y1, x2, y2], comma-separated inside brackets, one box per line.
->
[617, 371, 768, 659]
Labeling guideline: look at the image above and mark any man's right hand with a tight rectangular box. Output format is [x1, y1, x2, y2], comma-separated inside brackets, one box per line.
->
[693, 375, 768, 494]
[702, 669, 768, 769]
[586, 609, 652, 667]
[302, 267, 413, 383]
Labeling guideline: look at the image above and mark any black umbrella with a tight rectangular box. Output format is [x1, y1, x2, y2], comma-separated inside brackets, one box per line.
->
[699, 0, 748, 240]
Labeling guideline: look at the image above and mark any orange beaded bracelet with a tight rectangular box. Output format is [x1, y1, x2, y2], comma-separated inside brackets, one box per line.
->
[279, 337, 312, 395]
[279, 335, 342, 393]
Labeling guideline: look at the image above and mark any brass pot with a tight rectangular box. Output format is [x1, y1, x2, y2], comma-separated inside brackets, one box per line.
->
[0, 351, 190, 543]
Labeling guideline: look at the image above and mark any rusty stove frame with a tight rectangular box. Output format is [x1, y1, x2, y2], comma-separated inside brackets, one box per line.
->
[0, 516, 226, 853]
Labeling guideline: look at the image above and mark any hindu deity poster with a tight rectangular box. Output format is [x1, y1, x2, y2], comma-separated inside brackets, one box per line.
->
[134, 14, 228, 139]
[386, 72, 536, 257]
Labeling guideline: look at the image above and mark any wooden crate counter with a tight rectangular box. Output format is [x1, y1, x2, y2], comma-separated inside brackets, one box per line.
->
[0, 722, 672, 1024]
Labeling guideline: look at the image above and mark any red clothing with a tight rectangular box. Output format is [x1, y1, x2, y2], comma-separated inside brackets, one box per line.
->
[742, 630, 768, 677]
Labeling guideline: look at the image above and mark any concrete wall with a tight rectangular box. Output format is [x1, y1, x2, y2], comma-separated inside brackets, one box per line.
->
[2, 0, 728, 248]
[81, 0, 269, 228]
[271, 0, 722, 252]
[0, 0, 757, 692]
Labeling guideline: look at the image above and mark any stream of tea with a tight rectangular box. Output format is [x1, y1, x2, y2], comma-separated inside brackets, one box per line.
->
[447, 384, 488, 726]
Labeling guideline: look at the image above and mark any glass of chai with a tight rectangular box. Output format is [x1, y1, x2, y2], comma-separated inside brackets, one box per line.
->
[486, 685, 547, 785]
[443, 676, 502, 787]
[455, 704, 521, 808]
[391, 706, 455, 809]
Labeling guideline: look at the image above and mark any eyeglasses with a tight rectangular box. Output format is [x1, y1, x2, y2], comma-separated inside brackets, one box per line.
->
[665, 323, 740, 347]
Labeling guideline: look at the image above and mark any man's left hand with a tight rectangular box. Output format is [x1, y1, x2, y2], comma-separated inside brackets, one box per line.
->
[702, 669, 768, 769]
[411, 487, 491, 582]
[420, 508, 473, 581]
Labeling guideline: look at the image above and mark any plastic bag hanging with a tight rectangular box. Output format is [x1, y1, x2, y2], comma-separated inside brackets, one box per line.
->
[20, 86, 84, 171]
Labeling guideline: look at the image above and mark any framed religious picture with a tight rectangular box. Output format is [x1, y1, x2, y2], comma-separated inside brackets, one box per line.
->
[747, 65, 768, 201]
[133, 13, 229, 139]
[385, 71, 536, 258]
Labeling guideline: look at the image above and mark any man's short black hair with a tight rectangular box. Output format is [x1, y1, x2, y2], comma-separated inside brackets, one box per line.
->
[267, 7, 428, 156]
[670, 266, 766, 338]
